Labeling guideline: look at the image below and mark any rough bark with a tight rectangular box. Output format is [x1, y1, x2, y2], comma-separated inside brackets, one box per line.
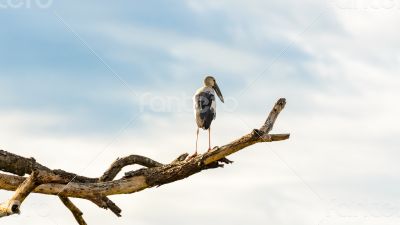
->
[59, 196, 87, 225]
[99, 155, 163, 182]
[0, 98, 289, 224]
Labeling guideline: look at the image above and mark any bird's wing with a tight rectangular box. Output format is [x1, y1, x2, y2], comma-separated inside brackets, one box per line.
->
[193, 89, 216, 129]
[211, 94, 216, 119]
[195, 91, 215, 111]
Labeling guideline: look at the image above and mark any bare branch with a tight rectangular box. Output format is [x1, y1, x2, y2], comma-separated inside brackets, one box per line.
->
[0, 149, 121, 216]
[0, 171, 40, 217]
[99, 155, 163, 182]
[59, 196, 87, 225]
[171, 153, 189, 164]
[260, 98, 286, 133]
[0, 150, 46, 176]
[0, 169, 67, 217]
[0, 98, 290, 225]
[202, 132, 289, 165]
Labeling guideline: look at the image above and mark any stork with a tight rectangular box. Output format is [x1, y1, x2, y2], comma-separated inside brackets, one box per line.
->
[192, 76, 224, 157]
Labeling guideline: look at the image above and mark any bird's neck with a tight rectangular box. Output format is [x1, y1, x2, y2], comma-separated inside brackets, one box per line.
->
[196, 86, 214, 94]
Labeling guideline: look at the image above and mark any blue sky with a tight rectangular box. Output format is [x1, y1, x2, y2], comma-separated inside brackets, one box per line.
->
[1, 1, 400, 225]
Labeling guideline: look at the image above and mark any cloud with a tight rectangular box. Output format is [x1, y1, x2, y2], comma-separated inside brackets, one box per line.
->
[94, 23, 269, 76]
[1, 1, 400, 225]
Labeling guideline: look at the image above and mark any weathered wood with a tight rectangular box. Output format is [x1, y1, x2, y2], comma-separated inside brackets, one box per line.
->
[0, 169, 71, 217]
[0, 98, 290, 225]
[0, 150, 46, 176]
[0, 171, 40, 217]
[59, 196, 87, 225]
[171, 153, 189, 164]
[99, 155, 163, 182]
[0, 150, 98, 183]
[202, 132, 289, 165]
[260, 98, 286, 133]
[0, 149, 121, 216]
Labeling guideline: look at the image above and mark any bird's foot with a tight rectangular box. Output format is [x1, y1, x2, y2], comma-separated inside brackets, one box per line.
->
[207, 148, 212, 152]
[188, 151, 198, 160]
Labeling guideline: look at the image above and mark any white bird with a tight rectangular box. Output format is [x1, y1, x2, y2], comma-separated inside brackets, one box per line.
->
[191, 76, 224, 157]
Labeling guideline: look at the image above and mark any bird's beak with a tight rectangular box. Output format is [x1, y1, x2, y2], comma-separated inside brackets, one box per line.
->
[213, 83, 224, 103]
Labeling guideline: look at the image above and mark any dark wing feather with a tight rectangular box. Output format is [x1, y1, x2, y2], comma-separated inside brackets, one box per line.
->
[195, 91, 216, 130]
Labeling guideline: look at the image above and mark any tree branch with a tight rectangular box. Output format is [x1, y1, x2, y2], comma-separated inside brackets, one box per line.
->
[0, 149, 122, 217]
[0, 169, 71, 217]
[99, 155, 163, 182]
[59, 196, 87, 225]
[0, 171, 40, 217]
[0, 98, 290, 224]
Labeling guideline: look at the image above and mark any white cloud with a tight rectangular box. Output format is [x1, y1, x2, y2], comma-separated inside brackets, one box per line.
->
[2, 1, 400, 225]
[94, 23, 268, 76]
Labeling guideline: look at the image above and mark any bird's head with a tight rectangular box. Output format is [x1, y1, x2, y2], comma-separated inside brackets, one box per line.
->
[204, 75, 224, 103]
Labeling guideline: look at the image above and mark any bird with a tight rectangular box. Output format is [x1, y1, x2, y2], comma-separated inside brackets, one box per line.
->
[191, 76, 224, 157]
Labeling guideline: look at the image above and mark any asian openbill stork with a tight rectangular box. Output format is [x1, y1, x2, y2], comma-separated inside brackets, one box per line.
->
[192, 76, 224, 157]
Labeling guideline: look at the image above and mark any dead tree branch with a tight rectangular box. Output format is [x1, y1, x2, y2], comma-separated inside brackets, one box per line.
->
[0, 98, 289, 224]
[59, 196, 87, 225]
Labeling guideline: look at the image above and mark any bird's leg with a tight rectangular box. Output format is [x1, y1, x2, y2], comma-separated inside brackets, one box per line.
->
[189, 128, 199, 159]
[195, 127, 199, 155]
[208, 127, 212, 152]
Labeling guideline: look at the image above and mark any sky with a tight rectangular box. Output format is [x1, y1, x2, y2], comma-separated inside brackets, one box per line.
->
[1, 0, 400, 225]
